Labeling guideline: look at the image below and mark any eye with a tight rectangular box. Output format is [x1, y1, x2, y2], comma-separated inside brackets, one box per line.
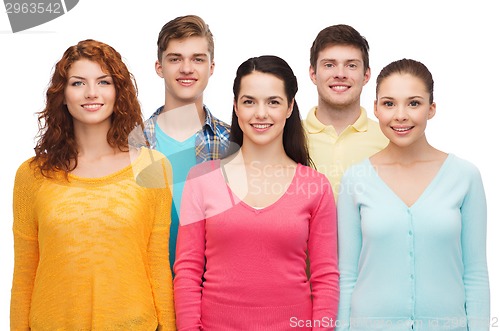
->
[383, 101, 394, 107]
[194, 57, 205, 63]
[98, 79, 113, 85]
[71, 81, 84, 86]
[409, 100, 420, 107]
[324, 63, 334, 68]
[242, 99, 254, 105]
[169, 57, 180, 63]
[269, 100, 281, 105]
[347, 63, 357, 69]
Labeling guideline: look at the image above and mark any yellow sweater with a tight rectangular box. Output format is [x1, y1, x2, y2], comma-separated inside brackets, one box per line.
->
[10, 148, 175, 331]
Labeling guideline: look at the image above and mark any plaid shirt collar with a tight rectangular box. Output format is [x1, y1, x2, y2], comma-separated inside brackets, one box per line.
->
[143, 105, 230, 163]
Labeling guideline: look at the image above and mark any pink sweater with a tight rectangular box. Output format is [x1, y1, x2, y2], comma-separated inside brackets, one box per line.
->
[174, 161, 339, 330]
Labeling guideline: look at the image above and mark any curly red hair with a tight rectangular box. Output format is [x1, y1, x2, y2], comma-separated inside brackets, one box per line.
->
[33, 39, 143, 177]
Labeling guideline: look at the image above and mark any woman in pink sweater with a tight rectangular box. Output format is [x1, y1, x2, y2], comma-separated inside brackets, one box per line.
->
[174, 55, 339, 330]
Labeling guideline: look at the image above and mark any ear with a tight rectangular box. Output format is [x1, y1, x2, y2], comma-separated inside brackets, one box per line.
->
[233, 99, 239, 117]
[363, 67, 371, 86]
[209, 60, 215, 77]
[155, 60, 164, 78]
[286, 99, 295, 118]
[427, 102, 437, 120]
[309, 65, 317, 85]
[373, 99, 379, 119]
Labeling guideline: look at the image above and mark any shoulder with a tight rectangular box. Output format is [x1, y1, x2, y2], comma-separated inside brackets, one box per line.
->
[16, 157, 38, 178]
[210, 113, 231, 132]
[302, 106, 321, 132]
[342, 158, 372, 181]
[16, 157, 36, 174]
[366, 117, 381, 128]
[145, 106, 163, 122]
[213, 116, 231, 131]
[134, 147, 168, 164]
[365, 117, 387, 136]
[132, 147, 172, 189]
[142, 107, 163, 132]
[14, 157, 46, 192]
[297, 163, 325, 178]
[446, 154, 482, 179]
[187, 159, 221, 180]
[203, 106, 231, 137]
[296, 164, 332, 190]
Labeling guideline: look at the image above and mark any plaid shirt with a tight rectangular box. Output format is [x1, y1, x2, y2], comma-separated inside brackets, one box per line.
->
[143, 105, 231, 163]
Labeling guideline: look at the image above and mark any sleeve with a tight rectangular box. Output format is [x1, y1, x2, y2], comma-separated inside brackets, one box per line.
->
[308, 174, 339, 330]
[173, 168, 207, 331]
[335, 170, 363, 331]
[461, 164, 490, 331]
[148, 157, 176, 330]
[10, 161, 40, 331]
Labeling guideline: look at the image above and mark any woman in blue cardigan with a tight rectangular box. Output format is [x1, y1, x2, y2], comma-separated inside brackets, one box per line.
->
[336, 58, 490, 331]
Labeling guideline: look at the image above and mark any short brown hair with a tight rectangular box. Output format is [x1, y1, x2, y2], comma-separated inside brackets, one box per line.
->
[157, 15, 214, 62]
[310, 24, 369, 73]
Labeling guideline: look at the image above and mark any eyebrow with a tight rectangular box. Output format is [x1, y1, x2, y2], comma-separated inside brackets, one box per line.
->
[379, 95, 425, 100]
[68, 75, 111, 80]
[239, 95, 285, 101]
[165, 52, 208, 58]
[320, 58, 362, 63]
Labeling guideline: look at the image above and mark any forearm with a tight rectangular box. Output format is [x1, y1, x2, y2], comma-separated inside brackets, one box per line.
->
[10, 233, 39, 330]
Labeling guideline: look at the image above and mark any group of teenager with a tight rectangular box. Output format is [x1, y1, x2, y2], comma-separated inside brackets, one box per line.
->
[10, 14, 490, 331]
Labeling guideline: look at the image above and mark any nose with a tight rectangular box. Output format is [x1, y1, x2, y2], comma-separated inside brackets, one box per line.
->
[180, 59, 194, 74]
[394, 105, 408, 121]
[255, 104, 268, 119]
[85, 83, 98, 99]
[334, 66, 347, 79]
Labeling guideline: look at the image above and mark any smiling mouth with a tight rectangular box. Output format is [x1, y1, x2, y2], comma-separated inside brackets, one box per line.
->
[178, 79, 196, 84]
[392, 126, 414, 132]
[331, 85, 349, 92]
[82, 104, 103, 111]
[251, 124, 272, 129]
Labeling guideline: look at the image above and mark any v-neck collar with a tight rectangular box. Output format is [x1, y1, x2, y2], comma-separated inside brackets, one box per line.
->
[366, 154, 453, 209]
[219, 162, 300, 214]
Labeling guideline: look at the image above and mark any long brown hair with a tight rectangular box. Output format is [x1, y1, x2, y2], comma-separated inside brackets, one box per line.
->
[33, 39, 143, 176]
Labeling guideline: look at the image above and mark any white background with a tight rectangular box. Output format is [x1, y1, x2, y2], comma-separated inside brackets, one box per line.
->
[1, 0, 498, 328]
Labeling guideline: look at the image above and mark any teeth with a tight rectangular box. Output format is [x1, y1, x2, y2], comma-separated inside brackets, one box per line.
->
[253, 124, 271, 129]
[393, 127, 412, 132]
[332, 86, 348, 91]
[179, 80, 194, 83]
[83, 104, 101, 110]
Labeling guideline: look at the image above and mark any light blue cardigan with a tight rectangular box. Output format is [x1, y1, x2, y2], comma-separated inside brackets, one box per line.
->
[336, 154, 490, 331]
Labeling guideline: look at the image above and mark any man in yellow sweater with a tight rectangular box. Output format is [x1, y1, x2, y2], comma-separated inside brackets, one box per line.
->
[305, 24, 388, 199]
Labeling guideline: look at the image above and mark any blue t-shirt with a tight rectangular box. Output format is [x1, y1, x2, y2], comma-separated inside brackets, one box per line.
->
[155, 122, 197, 273]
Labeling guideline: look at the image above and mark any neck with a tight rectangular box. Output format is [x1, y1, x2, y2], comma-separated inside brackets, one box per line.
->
[158, 103, 204, 141]
[238, 140, 292, 166]
[381, 137, 438, 165]
[315, 101, 361, 134]
[164, 95, 205, 123]
[73, 122, 119, 159]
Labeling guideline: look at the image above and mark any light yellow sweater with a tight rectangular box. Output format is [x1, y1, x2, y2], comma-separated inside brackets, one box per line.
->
[11, 147, 175, 331]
